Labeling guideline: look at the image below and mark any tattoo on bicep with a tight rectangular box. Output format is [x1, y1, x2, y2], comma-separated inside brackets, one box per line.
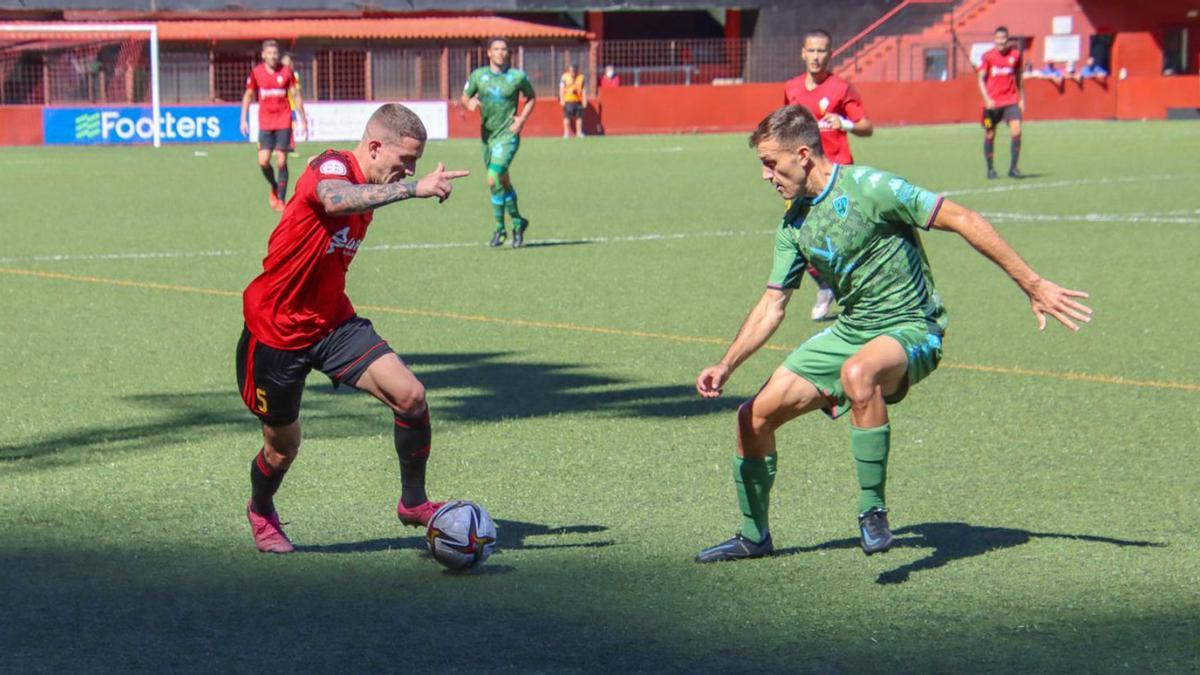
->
[317, 179, 418, 214]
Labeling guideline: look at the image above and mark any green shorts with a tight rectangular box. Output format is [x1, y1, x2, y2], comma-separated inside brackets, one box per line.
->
[483, 135, 520, 174]
[782, 322, 943, 419]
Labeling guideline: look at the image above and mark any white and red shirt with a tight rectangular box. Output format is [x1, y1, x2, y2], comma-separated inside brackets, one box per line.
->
[243, 150, 373, 349]
[978, 47, 1023, 108]
[783, 73, 866, 165]
[246, 63, 296, 131]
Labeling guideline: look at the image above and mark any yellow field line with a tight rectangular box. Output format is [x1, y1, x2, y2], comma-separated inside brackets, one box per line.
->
[0, 267, 240, 299]
[4, 266, 1197, 393]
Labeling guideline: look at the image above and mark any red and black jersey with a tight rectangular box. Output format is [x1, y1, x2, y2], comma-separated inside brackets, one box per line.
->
[978, 48, 1023, 108]
[246, 63, 296, 131]
[243, 150, 374, 350]
[783, 73, 866, 165]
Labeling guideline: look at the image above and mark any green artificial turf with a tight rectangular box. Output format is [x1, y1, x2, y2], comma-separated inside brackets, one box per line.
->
[1, 120, 1197, 672]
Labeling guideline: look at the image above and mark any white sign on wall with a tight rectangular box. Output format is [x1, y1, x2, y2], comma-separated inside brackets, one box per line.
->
[1043, 35, 1082, 64]
[970, 41, 993, 66]
[1052, 15, 1073, 35]
[249, 101, 450, 141]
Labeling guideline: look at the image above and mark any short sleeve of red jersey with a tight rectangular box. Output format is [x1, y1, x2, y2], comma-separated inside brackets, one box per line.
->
[842, 83, 866, 121]
[977, 53, 990, 74]
[245, 69, 257, 91]
[310, 152, 353, 184]
[782, 77, 801, 105]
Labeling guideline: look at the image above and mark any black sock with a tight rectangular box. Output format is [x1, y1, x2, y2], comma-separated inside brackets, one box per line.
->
[984, 138, 995, 170]
[394, 409, 431, 508]
[260, 165, 277, 192]
[250, 448, 286, 515]
[276, 165, 289, 201]
[1010, 136, 1021, 171]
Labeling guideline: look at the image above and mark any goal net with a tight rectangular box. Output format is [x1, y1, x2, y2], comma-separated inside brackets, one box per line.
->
[0, 23, 162, 145]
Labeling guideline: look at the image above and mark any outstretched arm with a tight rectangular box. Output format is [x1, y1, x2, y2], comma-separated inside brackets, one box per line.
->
[697, 288, 793, 398]
[316, 163, 470, 216]
[930, 200, 1092, 331]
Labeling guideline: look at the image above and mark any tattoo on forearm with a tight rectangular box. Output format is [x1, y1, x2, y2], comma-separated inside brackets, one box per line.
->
[317, 180, 419, 214]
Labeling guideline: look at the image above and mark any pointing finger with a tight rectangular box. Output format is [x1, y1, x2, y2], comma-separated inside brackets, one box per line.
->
[443, 170, 471, 180]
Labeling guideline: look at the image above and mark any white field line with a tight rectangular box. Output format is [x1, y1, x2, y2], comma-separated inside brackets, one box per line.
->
[983, 211, 1200, 225]
[942, 172, 1200, 197]
[3, 171, 1196, 266]
[0, 249, 243, 264]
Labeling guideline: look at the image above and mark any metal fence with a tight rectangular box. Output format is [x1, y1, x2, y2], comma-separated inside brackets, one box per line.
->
[599, 37, 801, 86]
[1, 32, 982, 106]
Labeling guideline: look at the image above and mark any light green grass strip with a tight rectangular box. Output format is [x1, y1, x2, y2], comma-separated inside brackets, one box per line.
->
[3, 265, 1197, 394]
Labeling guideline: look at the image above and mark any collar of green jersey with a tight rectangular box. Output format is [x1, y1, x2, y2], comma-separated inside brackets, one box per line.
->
[804, 163, 840, 206]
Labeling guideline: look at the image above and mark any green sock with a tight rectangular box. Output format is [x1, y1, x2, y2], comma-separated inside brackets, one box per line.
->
[487, 171, 506, 231]
[503, 187, 524, 225]
[733, 453, 777, 543]
[850, 423, 890, 514]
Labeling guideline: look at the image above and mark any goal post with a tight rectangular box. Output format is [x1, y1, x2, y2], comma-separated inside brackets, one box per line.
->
[0, 23, 162, 146]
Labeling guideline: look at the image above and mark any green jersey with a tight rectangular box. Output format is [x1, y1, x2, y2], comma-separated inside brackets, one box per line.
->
[768, 164, 948, 334]
[463, 66, 535, 144]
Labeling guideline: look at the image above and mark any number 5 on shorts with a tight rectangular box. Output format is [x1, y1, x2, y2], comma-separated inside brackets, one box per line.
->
[255, 387, 269, 414]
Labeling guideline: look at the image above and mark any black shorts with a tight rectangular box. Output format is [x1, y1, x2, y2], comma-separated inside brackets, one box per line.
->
[236, 316, 394, 426]
[563, 102, 584, 120]
[982, 104, 1022, 129]
[258, 127, 293, 152]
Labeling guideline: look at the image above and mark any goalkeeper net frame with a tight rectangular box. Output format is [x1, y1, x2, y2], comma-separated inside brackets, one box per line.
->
[0, 23, 162, 146]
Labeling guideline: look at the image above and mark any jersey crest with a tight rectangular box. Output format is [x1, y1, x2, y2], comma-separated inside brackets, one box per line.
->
[833, 195, 849, 219]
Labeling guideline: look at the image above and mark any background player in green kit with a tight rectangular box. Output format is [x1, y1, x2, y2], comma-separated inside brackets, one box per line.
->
[694, 105, 1092, 562]
[460, 37, 536, 248]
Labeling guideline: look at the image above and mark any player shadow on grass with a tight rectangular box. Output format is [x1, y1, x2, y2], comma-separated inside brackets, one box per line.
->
[326, 350, 744, 422]
[0, 352, 739, 467]
[1007, 171, 1048, 180]
[517, 239, 594, 249]
[293, 520, 613, 554]
[0, 391, 387, 467]
[775, 522, 1163, 585]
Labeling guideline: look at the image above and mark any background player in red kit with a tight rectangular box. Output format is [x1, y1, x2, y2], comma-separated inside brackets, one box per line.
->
[977, 26, 1025, 179]
[237, 103, 469, 554]
[241, 40, 307, 212]
[783, 29, 874, 320]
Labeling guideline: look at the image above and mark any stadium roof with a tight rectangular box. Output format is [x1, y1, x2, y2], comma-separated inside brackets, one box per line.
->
[0, 16, 592, 42]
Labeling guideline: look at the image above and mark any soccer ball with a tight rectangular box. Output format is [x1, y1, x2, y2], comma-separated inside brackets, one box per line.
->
[425, 500, 497, 571]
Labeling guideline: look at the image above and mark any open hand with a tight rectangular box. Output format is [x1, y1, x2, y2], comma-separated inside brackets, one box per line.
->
[1027, 279, 1092, 331]
[416, 162, 470, 203]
